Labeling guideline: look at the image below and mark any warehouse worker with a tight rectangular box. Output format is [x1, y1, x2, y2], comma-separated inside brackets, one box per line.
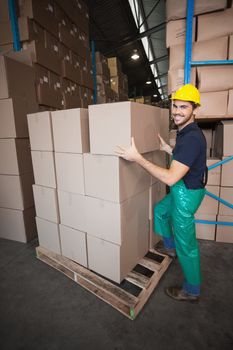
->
[115, 84, 207, 302]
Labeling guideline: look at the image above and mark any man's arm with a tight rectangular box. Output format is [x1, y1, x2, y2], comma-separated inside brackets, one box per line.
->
[115, 137, 189, 186]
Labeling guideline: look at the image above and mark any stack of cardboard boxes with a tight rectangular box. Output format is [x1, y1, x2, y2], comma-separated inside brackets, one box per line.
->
[27, 102, 169, 283]
[95, 52, 115, 104]
[0, 0, 93, 110]
[0, 55, 38, 242]
[166, 0, 233, 120]
[108, 57, 128, 101]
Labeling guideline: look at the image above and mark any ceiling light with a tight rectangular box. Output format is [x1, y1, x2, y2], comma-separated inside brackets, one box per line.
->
[146, 80, 152, 85]
[153, 94, 157, 97]
[131, 50, 140, 60]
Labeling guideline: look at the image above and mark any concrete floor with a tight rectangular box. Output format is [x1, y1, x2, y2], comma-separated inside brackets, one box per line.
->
[0, 238, 233, 350]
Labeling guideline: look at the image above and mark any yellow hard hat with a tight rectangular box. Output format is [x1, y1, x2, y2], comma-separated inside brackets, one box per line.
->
[171, 84, 201, 106]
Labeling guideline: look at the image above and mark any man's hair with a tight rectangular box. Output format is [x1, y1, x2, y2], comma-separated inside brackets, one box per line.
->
[189, 101, 198, 110]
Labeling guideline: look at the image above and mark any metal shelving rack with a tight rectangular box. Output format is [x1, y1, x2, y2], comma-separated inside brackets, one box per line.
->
[184, 0, 233, 230]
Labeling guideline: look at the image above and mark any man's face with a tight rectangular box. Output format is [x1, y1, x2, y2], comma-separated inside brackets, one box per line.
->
[172, 100, 195, 129]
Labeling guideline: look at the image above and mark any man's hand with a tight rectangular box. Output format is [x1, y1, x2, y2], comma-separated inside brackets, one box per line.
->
[115, 137, 141, 162]
[158, 134, 173, 155]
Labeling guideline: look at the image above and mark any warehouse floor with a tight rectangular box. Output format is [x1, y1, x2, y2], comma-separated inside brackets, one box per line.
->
[0, 238, 233, 350]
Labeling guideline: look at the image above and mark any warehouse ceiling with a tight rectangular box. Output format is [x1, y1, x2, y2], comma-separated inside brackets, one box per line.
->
[86, 0, 168, 102]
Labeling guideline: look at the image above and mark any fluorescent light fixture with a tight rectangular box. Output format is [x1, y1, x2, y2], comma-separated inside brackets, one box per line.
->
[131, 52, 140, 60]
[153, 94, 157, 97]
[146, 80, 152, 85]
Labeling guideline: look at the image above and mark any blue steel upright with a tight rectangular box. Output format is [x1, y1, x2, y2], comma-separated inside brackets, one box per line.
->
[8, 0, 21, 51]
[91, 40, 97, 104]
[184, 0, 194, 84]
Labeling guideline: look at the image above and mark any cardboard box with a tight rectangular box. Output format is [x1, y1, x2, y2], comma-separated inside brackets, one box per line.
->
[0, 206, 36, 243]
[216, 215, 233, 243]
[31, 151, 56, 188]
[197, 66, 233, 93]
[219, 187, 233, 216]
[51, 108, 89, 153]
[196, 91, 228, 118]
[27, 111, 54, 151]
[0, 56, 37, 111]
[58, 190, 86, 232]
[107, 57, 122, 77]
[229, 35, 233, 60]
[166, 18, 196, 48]
[168, 68, 196, 95]
[195, 214, 216, 241]
[198, 8, 233, 42]
[0, 97, 31, 138]
[0, 0, 12, 21]
[166, 0, 227, 21]
[213, 121, 233, 157]
[149, 181, 167, 249]
[0, 139, 32, 175]
[89, 102, 162, 155]
[221, 157, 233, 187]
[202, 129, 212, 149]
[0, 173, 34, 210]
[85, 189, 149, 246]
[60, 224, 88, 267]
[196, 185, 219, 215]
[227, 89, 233, 116]
[83, 153, 151, 203]
[55, 153, 85, 194]
[206, 158, 221, 186]
[33, 184, 59, 223]
[36, 217, 61, 254]
[169, 36, 228, 70]
[36, 81, 63, 109]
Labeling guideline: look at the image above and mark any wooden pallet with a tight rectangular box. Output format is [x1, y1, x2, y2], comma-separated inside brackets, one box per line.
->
[36, 246, 172, 320]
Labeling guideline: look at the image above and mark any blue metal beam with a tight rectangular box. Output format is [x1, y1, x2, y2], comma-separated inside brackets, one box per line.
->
[192, 60, 233, 66]
[184, 0, 194, 84]
[8, 0, 21, 51]
[91, 40, 97, 104]
[194, 219, 233, 226]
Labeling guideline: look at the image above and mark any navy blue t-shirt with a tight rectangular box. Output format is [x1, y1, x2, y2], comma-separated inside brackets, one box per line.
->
[172, 122, 207, 189]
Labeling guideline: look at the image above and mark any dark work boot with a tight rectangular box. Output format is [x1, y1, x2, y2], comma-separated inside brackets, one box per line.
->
[155, 241, 177, 259]
[165, 286, 200, 302]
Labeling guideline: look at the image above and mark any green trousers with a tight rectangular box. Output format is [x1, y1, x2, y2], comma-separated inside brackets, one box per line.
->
[154, 180, 205, 286]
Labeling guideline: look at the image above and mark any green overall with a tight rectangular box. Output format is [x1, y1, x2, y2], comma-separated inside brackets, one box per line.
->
[154, 179, 206, 286]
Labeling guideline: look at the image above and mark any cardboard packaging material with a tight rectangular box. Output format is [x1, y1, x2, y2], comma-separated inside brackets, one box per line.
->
[0, 206, 36, 243]
[227, 90, 233, 116]
[195, 214, 216, 241]
[60, 224, 88, 267]
[86, 190, 149, 283]
[198, 8, 233, 42]
[206, 158, 221, 186]
[58, 190, 86, 232]
[31, 151, 56, 188]
[36, 217, 61, 254]
[0, 0, 12, 20]
[197, 66, 233, 93]
[221, 157, 233, 187]
[27, 111, 54, 151]
[169, 129, 177, 147]
[168, 68, 196, 95]
[166, 18, 196, 48]
[219, 187, 233, 216]
[0, 139, 32, 175]
[229, 35, 233, 60]
[166, 0, 227, 21]
[216, 215, 233, 243]
[196, 91, 228, 118]
[196, 185, 219, 215]
[169, 36, 228, 70]
[86, 189, 149, 246]
[0, 97, 31, 138]
[149, 150, 167, 185]
[0, 56, 37, 111]
[149, 181, 167, 249]
[51, 108, 89, 153]
[61, 78, 82, 109]
[213, 121, 233, 157]
[0, 173, 34, 210]
[202, 129, 212, 150]
[55, 153, 85, 194]
[33, 184, 59, 223]
[89, 102, 162, 155]
[84, 153, 151, 203]
[107, 57, 122, 77]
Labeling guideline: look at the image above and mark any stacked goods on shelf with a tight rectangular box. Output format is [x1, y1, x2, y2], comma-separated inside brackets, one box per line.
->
[0, 56, 38, 242]
[213, 121, 233, 243]
[0, 0, 93, 110]
[95, 52, 115, 104]
[107, 57, 128, 101]
[27, 103, 169, 283]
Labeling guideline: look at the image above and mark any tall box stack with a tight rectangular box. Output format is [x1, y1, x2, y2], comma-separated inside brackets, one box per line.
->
[27, 111, 61, 252]
[95, 52, 116, 104]
[51, 108, 89, 266]
[87, 102, 169, 282]
[166, 0, 229, 102]
[214, 121, 233, 243]
[108, 57, 128, 102]
[0, 0, 93, 110]
[0, 55, 38, 243]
